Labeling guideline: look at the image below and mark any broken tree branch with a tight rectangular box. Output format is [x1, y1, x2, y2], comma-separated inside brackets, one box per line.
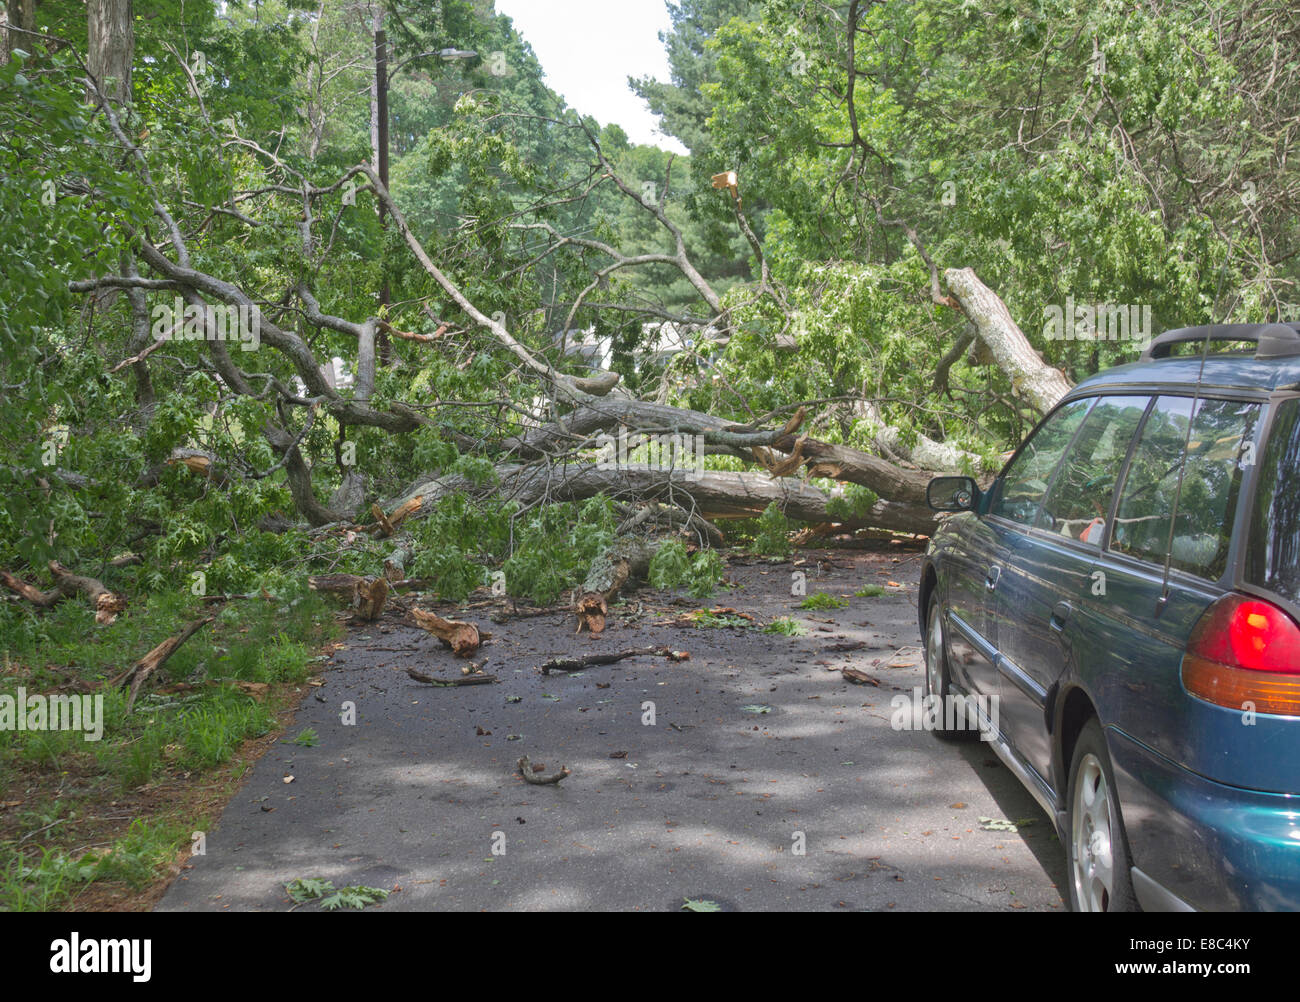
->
[117, 616, 214, 712]
[517, 755, 571, 785]
[540, 646, 688, 675]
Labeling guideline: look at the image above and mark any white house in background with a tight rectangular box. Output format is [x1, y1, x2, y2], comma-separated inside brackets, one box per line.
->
[292, 356, 354, 397]
[552, 326, 612, 371]
[551, 321, 725, 375]
[517, 330, 607, 428]
[637, 320, 736, 371]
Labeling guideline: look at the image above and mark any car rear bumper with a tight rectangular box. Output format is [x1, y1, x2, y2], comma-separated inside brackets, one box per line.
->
[1108, 726, 1300, 911]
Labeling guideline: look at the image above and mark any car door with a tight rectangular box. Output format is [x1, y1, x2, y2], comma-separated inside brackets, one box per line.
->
[1090, 394, 1264, 767]
[1079, 394, 1262, 901]
[993, 395, 1152, 788]
[959, 397, 1097, 713]
[939, 510, 1004, 702]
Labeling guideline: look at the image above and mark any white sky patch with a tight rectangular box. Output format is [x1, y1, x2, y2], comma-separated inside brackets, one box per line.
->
[495, 0, 690, 154]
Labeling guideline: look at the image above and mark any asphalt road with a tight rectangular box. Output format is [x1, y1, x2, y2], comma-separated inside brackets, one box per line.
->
[158, 549, 1066, 912]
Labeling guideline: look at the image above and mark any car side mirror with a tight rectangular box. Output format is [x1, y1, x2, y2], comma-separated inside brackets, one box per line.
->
[927, 475, 980, 513]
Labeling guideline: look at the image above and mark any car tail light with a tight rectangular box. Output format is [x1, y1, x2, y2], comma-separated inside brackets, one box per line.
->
[1182, 594, 1300, 715]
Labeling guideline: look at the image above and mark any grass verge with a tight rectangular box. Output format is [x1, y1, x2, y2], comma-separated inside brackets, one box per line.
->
[0, 590, 340, 911]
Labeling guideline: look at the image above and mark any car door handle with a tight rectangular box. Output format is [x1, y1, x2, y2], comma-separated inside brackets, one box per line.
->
[1050, 601, 1073, 633]
[985, 565, 1001, 592]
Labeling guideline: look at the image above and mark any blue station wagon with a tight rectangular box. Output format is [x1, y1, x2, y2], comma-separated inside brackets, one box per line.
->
[918, 322, 1300, 912]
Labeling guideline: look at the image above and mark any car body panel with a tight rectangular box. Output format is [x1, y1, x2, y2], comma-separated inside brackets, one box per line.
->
[919, 343, 1300, 910]
[928, 513, 1002, 701]
[990, 522, 1097, 790]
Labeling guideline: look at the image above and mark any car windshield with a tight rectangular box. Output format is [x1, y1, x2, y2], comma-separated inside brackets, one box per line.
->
[1245, 397, 1300, 606]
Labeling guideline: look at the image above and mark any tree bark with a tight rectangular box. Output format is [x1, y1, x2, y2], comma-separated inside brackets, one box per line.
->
[395, 464, 937, 537]
[87, 0, 133, 105]
[944, 267, 1073, 414]
[503, 398, 937, 505]
[3, 0, 34, 64]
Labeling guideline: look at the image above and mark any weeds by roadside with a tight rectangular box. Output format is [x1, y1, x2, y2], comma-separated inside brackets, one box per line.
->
[0, 590, 339, 911]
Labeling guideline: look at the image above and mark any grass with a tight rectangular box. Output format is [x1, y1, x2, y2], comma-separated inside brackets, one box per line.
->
[763, 617, 807, 636]
[854, 583, 888, 598]
[0, 589, 339, 911]
[796, 591, 848, 610]
[687, 609, 752, 629]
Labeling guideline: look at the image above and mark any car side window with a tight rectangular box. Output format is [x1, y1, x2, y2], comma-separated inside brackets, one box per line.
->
[989, 398, 1094, 525]
[1111, 395, 1260, 579]
[1034, 396, 1151, 546]
[1169, 398, 1260, 579]
[1246, 397, 1300, 606]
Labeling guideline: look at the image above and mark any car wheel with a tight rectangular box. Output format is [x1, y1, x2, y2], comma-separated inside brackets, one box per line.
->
[1066, 718, 1138, 912]
[923, 601, 978, 741]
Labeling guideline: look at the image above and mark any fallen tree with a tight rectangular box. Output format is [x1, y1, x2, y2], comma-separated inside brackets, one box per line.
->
[393, 462, 937, 537]
[31, 58, 1079, 616]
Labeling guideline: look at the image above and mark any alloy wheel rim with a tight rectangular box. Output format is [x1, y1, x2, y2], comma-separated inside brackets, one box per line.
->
[1071, 753, 1115, 911]
[926, 610, 944, 698]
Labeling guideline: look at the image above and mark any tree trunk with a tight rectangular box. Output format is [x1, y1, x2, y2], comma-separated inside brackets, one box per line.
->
[575, 537, 661, 632]
[504, 398, 937, 504]
[395, 464, 938, 537]
[372, 5, 391, 361]
[87, 0, 133, 105]
[854, 401, 980, 472]
[3, 0, 34, 64]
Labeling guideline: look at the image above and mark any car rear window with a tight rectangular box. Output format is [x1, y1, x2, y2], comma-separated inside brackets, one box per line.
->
[1245, 397, 1300, 605]
[1111, 395, 1260, 580]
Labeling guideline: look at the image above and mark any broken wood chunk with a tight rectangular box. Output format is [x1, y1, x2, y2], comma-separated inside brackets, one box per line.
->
[411, 608, 485, 655]
[353, 576, 389, 621]
[517, 755, 570, 785]
[371, 496, 422, 538]
[573, 591, 607, 634]
[309, 573, 390, 621]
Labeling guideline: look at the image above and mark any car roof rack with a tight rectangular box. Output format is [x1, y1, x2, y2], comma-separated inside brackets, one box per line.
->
[1141, 322, 1300, 361]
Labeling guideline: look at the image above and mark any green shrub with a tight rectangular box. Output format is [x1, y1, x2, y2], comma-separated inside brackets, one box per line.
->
[753, 502, 792, 557]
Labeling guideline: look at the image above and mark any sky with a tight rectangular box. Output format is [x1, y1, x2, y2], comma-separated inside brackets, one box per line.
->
[494, 0, 690, 155]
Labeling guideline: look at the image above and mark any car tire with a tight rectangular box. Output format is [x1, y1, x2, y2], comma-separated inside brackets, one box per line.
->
[923, 601, 979, 742]
[1066, 718, 1139, 912]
